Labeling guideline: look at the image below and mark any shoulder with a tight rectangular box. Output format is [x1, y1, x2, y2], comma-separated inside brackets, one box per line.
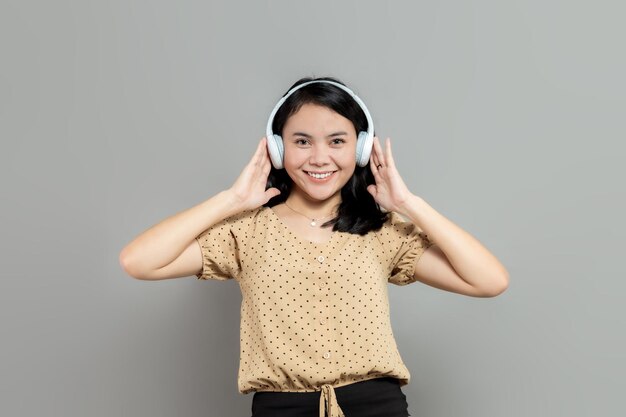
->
[231, 206, 266, 225]
[230, 206, 269, 231]
[374, 211, 425, 246]
[376, 211, 413, 233]
[203, 206, 267, 237]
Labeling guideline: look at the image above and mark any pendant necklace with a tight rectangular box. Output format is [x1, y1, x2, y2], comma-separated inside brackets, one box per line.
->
[284, 202, 337, 227]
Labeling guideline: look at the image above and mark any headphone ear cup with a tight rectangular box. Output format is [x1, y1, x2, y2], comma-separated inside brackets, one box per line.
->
[355, 131, 373, 167]
[266, 134, 284, 169]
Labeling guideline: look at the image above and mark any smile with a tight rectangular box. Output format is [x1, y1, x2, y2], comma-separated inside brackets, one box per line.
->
[304, 170, 336, 181]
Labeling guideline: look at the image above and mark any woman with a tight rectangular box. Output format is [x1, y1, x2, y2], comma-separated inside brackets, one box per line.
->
[119, 76, 509, 417]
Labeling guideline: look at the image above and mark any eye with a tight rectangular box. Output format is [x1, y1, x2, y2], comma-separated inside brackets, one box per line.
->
[295, 138, 309, 145]
[331, 138, 346, 144]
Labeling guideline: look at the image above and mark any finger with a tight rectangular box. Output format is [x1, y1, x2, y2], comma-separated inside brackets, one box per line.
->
[385, 137, 395, 168]
[367, 184, 377, 197]
[371, 149, 381, 171]
[257, 155, 272, 178]
[374, 136, 386, 167]
[253, 137, 267, 165]
[252, 137, 263, 157]
[370, 155, 379, 174]
[371, 150, 378, 169]
[371, 136, 380, 165]
[262, 160, 271, 177]
[260, 137, 271, 161]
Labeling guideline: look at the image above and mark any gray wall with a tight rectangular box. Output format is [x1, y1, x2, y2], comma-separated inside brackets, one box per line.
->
[1, 1, 623, 416]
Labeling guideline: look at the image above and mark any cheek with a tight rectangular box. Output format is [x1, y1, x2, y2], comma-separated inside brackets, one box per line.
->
[283, 148, 302, 166]
[338, 148, 357, 165]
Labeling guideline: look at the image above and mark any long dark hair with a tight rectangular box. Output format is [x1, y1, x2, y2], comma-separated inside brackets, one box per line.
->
[264, 76, 389, 235]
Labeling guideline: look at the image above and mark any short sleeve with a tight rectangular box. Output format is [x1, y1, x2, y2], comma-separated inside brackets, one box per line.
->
[386, 212, 434, 286]
[194, 208, 257, 281]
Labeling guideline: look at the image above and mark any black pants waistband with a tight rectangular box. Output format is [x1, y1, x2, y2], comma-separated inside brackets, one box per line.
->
[251, 377, 410, 417]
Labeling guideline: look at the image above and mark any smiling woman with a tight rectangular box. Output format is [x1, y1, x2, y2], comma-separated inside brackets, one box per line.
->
[264, 77, 387, 236]
[120, 75, 508, 417]
[244, 77, 420, 416]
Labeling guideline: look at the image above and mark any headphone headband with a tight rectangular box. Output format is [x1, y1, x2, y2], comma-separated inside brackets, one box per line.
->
[265, 80, 374, 144]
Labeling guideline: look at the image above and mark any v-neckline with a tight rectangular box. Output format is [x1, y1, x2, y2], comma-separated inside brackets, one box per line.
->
[266, 206, 341, 247]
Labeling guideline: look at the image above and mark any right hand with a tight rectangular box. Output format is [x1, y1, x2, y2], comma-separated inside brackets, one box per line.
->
[227, 136, 281, 211]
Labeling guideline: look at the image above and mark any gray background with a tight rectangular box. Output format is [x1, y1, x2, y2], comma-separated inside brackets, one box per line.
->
[1, 0, 623, 416]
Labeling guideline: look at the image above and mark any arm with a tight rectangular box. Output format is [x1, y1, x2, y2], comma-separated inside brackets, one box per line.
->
[119, 137, 280, 281]
[402, 195, 510, 297]
[367, 136, 508, 297]
[119, 190, 242, 280]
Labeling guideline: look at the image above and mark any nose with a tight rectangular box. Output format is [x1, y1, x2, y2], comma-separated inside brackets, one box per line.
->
[309, 143, 332, 166]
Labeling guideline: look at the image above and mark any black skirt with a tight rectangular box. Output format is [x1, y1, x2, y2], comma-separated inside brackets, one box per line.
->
[250, 377, 411, 417]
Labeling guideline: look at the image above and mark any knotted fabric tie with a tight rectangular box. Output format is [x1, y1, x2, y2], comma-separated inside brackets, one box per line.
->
[319, 384, 345, 417]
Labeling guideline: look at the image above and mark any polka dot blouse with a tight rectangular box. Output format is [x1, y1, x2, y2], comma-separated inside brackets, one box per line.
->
[195, 205, 433, 415]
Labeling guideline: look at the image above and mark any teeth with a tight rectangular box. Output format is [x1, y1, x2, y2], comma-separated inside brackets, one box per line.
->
[307, 171, 333, 179]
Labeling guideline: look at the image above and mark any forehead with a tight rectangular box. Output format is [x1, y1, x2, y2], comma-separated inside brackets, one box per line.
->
[283, 103, 354, 133]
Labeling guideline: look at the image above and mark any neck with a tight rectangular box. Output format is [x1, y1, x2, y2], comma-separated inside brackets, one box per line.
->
[285, 191, 341, 219]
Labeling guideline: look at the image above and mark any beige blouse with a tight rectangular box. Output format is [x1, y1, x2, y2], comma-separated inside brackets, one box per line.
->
[195, 205, 434, 417]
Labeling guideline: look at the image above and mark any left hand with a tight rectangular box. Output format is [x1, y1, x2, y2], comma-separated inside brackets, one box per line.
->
[367, 136, 414, 214]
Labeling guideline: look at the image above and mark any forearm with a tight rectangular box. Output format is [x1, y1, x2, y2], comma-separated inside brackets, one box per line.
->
[398, 194, 509, 292]
[119, 190, 242, 276]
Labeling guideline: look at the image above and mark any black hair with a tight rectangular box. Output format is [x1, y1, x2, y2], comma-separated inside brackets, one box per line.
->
[263, 76, 389, 235]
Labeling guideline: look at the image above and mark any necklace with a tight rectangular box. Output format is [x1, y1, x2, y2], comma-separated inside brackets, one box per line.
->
[284, 202, 337, 227]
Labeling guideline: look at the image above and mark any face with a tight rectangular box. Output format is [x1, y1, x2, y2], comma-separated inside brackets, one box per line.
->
[281, 103, 357, 205]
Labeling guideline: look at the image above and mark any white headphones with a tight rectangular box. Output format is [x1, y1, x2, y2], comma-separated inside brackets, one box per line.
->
[265, 80, 374, 169]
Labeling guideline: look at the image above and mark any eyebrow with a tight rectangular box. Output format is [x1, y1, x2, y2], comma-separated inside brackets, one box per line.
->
[291, 131, 348, 138]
